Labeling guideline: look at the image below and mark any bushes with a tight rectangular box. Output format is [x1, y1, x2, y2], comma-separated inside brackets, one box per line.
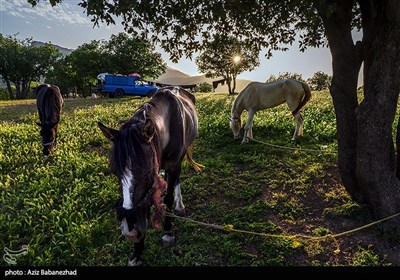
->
[0, 88, 10, 100]
[195, 82, 213, 93]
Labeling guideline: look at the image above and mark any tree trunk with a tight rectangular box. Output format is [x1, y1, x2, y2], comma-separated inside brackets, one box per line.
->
[226, 74, 233, 95]
[396, 115, 400, 179]
[15, 81, 23, 99]
[4, 76, 14, 99]
[355, 1, 400, 217]
[21, 78, 29, 99]
[315, 1, 365, 203]
[232, 73, 237, 95]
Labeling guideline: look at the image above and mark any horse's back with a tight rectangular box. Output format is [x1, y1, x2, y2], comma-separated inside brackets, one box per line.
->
[36, 84, 63, 123]
[153, 87, 198, 149]
[249, 79, 303, 94]
[241, 79, 305, 109]
[157, 86, 196, 105]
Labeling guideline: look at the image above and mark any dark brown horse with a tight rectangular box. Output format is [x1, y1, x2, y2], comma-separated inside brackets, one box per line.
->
[98, 86, 203, 266]
[36, 84, 64, 156]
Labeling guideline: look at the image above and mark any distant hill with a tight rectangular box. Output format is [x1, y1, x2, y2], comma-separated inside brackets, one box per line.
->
[31, 41, 74, 55]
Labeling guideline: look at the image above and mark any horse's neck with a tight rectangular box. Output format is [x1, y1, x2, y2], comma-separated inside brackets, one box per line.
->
[144, 105, 169, 151]
[232, 96, 245, 119]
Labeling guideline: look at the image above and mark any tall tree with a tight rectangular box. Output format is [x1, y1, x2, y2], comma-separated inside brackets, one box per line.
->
[105, 33, 166, 79]
[46, 34, 166, 97]
[64, 40, 106, 97]
[0, 34, 19, 99]
[307, 71, 332, 91]
[196, 35, 259, 95]
[45, 58, 74, 98]
[0, 34, 61, 99]
[27, 0, 400, 218]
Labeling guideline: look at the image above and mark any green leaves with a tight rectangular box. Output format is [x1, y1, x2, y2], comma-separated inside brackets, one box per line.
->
[0, 34, 62, 99]
[195, 35, 260, 95]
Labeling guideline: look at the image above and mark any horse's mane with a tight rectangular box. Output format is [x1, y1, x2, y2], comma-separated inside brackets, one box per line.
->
[109, 103, 160, 179]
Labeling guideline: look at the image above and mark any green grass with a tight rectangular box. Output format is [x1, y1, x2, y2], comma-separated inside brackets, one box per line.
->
[0, 92, 395, 266]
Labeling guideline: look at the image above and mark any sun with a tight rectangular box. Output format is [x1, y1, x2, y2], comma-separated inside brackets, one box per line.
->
[233, 55, 241, 64]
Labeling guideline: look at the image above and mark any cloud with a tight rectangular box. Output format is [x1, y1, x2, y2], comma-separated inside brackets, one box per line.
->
[0, 0, 91, 26]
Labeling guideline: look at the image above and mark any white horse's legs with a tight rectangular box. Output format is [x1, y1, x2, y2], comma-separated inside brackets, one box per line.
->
[292, 112, 304, 140]
[298, 113, 304, 136]
[242, 109, 256, 144]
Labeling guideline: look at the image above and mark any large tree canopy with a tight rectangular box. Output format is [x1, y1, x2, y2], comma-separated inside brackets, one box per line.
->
[28, 0, 400, 219]
[46, 33, 166, 97]
[105, 33, 166, 78]
[0, 34, 62, 99]
[196, 35, 259, 95]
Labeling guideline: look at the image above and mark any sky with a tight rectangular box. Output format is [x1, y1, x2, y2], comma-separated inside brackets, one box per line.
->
[1, 0, 345, 82]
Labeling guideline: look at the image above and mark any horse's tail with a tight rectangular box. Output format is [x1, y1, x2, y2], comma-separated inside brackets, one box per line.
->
[186, 144, 205, 172]
[292, 81, 312, 115]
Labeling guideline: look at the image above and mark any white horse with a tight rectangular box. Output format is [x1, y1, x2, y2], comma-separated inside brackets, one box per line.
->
[230, 79, 311, 144]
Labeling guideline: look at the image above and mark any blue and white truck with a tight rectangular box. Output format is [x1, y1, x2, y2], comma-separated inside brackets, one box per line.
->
[96, 73, 158, 98]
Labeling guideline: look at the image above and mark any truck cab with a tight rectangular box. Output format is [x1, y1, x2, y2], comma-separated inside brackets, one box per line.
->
[96, 73, 158, 98]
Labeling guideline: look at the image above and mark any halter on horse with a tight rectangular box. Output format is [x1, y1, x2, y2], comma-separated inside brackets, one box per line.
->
[36, 84, 64, 156]
[230, 79, 311, 144]
[99, 86, 203, 266]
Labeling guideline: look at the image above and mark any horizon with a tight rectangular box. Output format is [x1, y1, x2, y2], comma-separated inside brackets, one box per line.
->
[0, 0, 363, 84]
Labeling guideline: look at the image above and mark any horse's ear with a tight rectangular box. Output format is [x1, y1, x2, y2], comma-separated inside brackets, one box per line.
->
[36, 122, 43, 127]
[98, 122, 119, 142]
[143, 118, 155, 143]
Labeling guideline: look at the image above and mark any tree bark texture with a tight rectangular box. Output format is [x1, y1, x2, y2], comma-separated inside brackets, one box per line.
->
[315, 0, 365, 203]
[355, 0, 400, 217]
[315, 0, 400, 217]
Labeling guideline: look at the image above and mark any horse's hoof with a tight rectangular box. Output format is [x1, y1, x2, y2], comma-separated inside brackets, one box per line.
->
[174, 207, 186, 216]
[127, 257, 143, 266]
[241, 140, 248, 145]
[162, 234, 176, 248]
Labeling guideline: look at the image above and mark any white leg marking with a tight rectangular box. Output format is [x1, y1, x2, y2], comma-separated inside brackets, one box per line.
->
[127, 257, 143, 266]
[121, 218, 131, 236]
[162, 234, 176, 248]
[174, 182, 185, 214]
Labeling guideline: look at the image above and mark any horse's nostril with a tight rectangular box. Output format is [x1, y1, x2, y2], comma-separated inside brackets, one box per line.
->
[136, 231, 142, 238]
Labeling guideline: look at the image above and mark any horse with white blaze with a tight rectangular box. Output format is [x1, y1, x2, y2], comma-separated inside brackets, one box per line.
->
[98, 86, 203, 266]
[230, 79, 311, 144]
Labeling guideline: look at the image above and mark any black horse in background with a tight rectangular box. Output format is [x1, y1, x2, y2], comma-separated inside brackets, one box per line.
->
[98, 86, 203, 266]
[36, 84, 64, 156]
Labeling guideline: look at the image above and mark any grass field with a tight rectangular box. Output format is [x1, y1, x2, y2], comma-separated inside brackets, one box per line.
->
[0, 92, 397, 266]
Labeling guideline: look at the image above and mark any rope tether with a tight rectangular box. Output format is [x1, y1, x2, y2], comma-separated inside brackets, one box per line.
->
[250, 138, 337, 154]
[166, 211, 400, 247]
